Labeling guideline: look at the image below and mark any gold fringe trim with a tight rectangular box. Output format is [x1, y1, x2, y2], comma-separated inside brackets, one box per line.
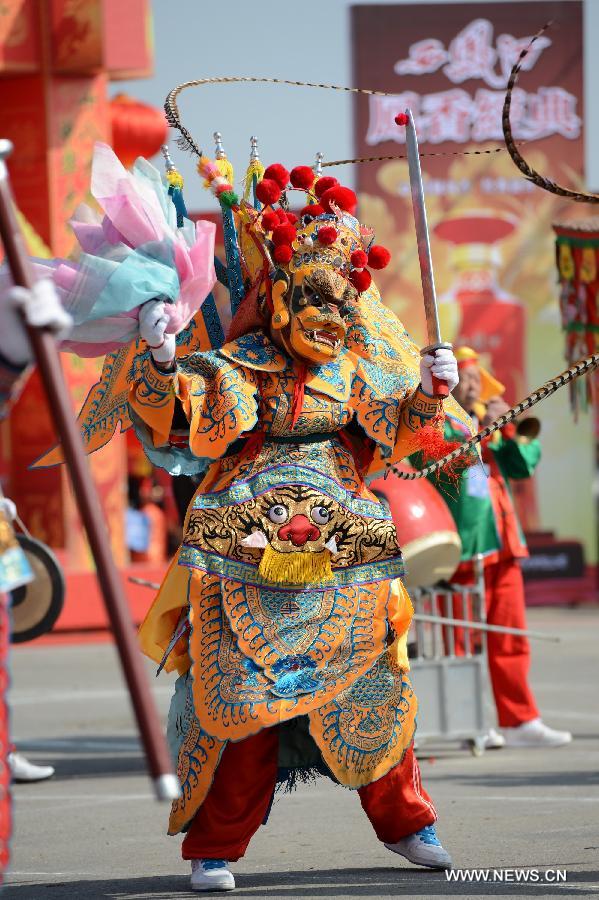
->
[258, 545, 333, 585]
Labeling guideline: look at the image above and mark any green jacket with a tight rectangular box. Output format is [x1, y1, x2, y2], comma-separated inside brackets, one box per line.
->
[415, 418, 541, 562]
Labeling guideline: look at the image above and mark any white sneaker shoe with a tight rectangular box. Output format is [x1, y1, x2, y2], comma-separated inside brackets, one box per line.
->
[484, 727, 506, 750]
[8, 752, 55, 783]
[385, 824, 453, 870]
[190, 859, 235, 892]
[503, 718, 572, 748]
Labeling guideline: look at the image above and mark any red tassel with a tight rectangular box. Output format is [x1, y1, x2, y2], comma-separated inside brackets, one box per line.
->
[291, 363, 307, 429]
[414, 424, 475, 483]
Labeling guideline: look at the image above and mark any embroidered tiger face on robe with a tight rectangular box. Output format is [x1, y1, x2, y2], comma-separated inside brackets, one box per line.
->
[244, 486, 341, 583]
[184, 475, 402, 587]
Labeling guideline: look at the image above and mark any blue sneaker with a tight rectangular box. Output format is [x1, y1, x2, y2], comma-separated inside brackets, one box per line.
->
[385, 824, 453, 869]
[190, 858, 235, 891]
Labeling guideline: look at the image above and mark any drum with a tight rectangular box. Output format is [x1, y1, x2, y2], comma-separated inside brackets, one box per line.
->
[9, 534, 65, 643]
[370, 467, 461, 587]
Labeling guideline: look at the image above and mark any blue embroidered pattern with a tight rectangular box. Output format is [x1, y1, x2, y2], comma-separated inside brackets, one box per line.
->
[308, 352, 353, 402]
[190, 462, 386, 518]
[217, 331, 287, 371]
[309, 654, 416, 783]
[189, 573, 389, 739]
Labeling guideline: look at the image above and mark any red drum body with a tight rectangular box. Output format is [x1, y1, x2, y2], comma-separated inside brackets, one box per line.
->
[370, 468, 461, 587]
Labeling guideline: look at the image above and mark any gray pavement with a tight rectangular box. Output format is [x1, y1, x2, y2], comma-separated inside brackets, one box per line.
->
[3, 605, 599, 900]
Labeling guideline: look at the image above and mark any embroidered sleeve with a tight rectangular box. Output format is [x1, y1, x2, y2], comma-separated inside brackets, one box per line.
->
[128, 355, 178, 447]
[364, 384, 446, 480]
[180, 354, 260, 460]
[128, 351, 260, 463]
[350, 358, 443, 457]
[398, 386, 443, 439]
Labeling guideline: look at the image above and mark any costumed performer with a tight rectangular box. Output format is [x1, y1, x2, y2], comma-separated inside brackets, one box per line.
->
[130, 166, 472, 889]
[30, 141, 475, 891]
[433, 346, 571, 750]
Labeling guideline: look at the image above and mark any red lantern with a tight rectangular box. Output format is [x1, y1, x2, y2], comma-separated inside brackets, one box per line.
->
[109, 93, 168, 168]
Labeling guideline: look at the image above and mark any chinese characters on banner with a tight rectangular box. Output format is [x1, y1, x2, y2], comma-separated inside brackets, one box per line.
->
[352, 2, 595, 562]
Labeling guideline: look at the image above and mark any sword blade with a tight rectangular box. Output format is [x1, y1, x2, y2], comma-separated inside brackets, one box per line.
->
[405, 109, 442, 347]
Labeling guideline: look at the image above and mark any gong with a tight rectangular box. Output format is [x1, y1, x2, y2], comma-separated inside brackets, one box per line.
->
[9, 535, 65, 643]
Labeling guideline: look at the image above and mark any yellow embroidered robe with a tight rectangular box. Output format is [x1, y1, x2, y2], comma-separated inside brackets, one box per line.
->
[129, 288, 469, 834]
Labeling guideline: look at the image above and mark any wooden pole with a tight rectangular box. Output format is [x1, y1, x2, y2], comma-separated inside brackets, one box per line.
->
[0, 140, 178, 801]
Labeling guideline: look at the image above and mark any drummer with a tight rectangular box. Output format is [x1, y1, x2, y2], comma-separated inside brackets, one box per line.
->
[434, 347, 571, 749]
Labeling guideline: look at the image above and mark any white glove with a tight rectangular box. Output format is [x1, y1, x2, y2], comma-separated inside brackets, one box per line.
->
[420, 347, 459, 395]
[0, 497, 17, 521]
[139, 300, 176, 365]
[0, 280, 72, 366]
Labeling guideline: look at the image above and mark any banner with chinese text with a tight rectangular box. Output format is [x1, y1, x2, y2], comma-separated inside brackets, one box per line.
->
[352, 2, 595, 565]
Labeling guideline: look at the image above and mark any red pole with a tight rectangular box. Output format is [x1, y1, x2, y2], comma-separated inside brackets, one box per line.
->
[0, 140, 178, 802]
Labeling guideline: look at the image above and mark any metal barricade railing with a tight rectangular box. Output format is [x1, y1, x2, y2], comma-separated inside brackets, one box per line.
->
[407, 555, 490, 753]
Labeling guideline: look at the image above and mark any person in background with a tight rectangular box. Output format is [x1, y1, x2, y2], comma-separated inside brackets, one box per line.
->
[0, 281, 71, 781]
[127, 477, 168, 565]
[437, 347, 571, 749]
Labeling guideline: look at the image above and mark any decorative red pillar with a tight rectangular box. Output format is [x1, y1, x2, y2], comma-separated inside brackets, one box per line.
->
[0, 0, 154, 568]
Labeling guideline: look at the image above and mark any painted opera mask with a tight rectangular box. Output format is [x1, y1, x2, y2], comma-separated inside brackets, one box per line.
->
[269, 264, 355, 366]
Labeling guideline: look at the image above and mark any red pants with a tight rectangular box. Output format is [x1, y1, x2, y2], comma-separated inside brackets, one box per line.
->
[454, 558, 539, 728]
[181, 729, 436, 861]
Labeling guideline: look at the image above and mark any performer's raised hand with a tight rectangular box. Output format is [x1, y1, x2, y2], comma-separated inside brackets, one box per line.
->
[0, 280, 72, 366]
[420, 347, 459, 396]
[139, 300, 176, 367]
[482, 396, 510, 427]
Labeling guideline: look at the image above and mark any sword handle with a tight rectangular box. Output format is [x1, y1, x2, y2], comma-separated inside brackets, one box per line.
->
[432, 374, 449, 398]
[421, 341, 452, 399]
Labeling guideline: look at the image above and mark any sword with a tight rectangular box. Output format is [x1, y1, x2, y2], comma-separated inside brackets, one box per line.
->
[404, 109, 452, 398]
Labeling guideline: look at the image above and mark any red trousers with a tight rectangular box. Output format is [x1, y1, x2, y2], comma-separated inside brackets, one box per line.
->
[181, 729, 436, 861]
[454, 558, 539, 728]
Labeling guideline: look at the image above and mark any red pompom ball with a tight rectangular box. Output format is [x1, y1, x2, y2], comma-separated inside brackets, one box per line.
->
[256, 178, 281, 205]
[317, 225, 338, 246]
[367, 245, 391, 269]
[273, 244, 293, 264]
[314, 176, 339, 198]
[300, 203, 324, 218]
[286, 212, 299, 225]
[263, 163, 289, 189]
[394, 112, 409, 126]
[261, 210, 279, 232]
[350, 249, 368, 269]
[349, 268, 372, 293]
[320, 186, 357, 215]
[275, 207, 288, 223]
[290, 165, 315, 190]
[272, 223, 297, 246]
